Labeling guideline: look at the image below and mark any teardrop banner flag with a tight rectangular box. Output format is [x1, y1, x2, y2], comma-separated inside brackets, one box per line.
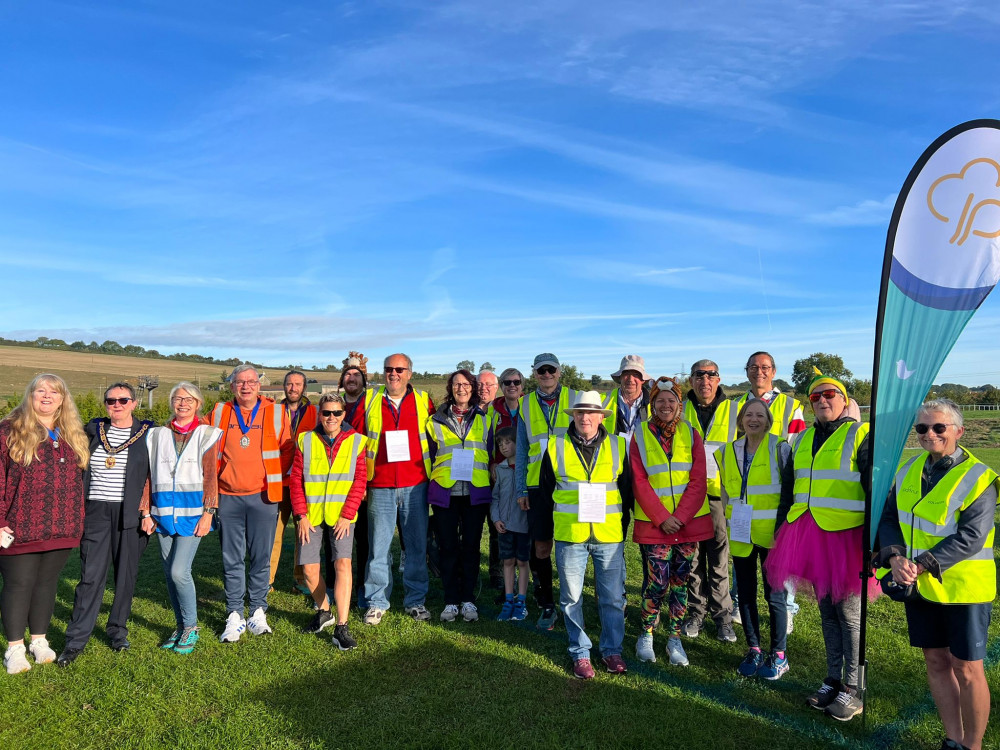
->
[869, 119, 1000, 545]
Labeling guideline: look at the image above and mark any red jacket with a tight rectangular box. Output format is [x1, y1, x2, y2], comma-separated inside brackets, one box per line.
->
[281, 399, 318, 488]
[289, 427, 367, 521]
[489, 396, 520, 463]
[630, 429, 713, 545]
[370, 389, 435, 489]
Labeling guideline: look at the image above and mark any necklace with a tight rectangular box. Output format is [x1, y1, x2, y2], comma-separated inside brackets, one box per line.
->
[99, 421, 149, 468]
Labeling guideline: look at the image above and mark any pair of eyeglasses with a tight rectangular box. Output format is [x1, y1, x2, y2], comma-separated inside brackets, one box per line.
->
[915, 422, 952, 435]
[453, 383, 473, 391]
[536, 366, 557, 375]
[746, 365, 773, 373]
[233, 380, 259, 387]
[502, 379, 521, 386]
[384, 367, 409, 374]
[105, 397, 133, 405]
[321, 409, 345, 417]
[809, 389, 841, 403]
[692, 370, 719, 379]
[172, 397, 196, 405]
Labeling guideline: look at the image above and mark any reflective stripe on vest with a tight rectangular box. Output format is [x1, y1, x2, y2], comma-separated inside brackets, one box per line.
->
[148, 425, 223, 536]
[894, 451, 998, 604]
[363, 386, 432, 481]
[211, 399, 287, 502]
[428, 413, 491, 488]
[633, 421, 708, 521]
[719, 434, 783, 556]
[298, 431, 366, 526]
[684, 398, 739, 497]
[522, 387, 578, 488]
[788, 421, 868, 531]
[549, 432, 624, 544]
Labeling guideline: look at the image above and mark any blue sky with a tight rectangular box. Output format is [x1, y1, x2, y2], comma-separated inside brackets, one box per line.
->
[2, 1, 1000, 385]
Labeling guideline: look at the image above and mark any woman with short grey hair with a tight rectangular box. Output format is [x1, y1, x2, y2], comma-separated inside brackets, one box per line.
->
[146, 382, 223, 655]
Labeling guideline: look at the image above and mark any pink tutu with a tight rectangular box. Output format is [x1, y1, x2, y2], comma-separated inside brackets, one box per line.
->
[764, 511, 880, 604]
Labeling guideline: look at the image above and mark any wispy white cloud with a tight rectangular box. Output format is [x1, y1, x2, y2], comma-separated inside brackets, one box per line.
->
[806, 194, 897, 227]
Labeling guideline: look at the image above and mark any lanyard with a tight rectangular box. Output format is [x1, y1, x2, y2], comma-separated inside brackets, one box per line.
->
[47, 428, 60, 443]
[235, 399, 261, 435]
[740, 443, 756, 499]
[571, 440, 601, 481]
[286, 400, 309, 433]
[538, 391, 559, 434]
[384, 389, 408, 428]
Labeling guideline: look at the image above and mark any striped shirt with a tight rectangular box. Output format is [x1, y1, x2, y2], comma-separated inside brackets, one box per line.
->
[88, 425, 131, 503]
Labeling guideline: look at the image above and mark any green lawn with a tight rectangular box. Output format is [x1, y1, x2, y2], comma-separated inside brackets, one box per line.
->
[0, 528, 997, 750]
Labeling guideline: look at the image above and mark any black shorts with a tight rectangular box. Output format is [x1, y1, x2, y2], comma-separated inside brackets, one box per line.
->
[903, 597, 992, 661]
[526, 487, 554, 542]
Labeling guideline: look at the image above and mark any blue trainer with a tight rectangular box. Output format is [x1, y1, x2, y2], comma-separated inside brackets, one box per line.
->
[759, 651, 789, 680]
[737, 648, 765, 677]
[497, 596, 514, 621]
[511, 595, 528, 621]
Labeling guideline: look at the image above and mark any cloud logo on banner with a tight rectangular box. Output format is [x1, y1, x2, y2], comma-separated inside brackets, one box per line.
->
[926, 158, 1000, 245]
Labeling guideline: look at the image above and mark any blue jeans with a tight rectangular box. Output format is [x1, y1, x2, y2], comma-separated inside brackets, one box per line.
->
[363, 483, 429, 610]
[218, 492, 279, 615]
[555, 540, 625, 661]
[158, 534, 203, 629]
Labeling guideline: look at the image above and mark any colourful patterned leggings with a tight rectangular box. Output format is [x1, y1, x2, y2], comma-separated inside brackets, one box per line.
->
[639, 542, 698, 636]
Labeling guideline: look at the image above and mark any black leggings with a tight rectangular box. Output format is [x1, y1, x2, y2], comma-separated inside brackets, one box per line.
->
[0, 549, 72, 641]
[434, 496, 488, 605]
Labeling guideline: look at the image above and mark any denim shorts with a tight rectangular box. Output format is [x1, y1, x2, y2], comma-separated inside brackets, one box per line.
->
[497, 530, 531, 562]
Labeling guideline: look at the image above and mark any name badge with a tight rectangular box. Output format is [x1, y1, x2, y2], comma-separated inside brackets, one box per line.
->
[385, 430, 411, 463]
[450, 449, 475, 482]
[704, 444, 720, 480]
[729, 500, 753, 544]
[578, 482, 606, 523]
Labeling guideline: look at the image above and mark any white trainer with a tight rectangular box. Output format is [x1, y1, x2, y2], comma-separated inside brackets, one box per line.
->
[460, 602, 479, 622]
[247, 607, 273, 636]
[636, 632, 656, 663]
[440, 604, 459, 622]
[666, 636, 690, 667]
[219, 611, 246, 643]
[5, 644, 31, 674]
[28, 637, 57, 664]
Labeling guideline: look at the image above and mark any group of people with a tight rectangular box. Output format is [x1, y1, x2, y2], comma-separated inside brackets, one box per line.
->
[0, 349, 994, 750]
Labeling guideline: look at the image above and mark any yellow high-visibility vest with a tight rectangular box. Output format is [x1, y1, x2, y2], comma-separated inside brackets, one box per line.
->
[891, 450, 998, 604]
[633, 421, 708, 521]
[428, 412, 491, 489]
[683, 397, 739, 497]
[787, 421, 869, 532]
[601, 388, 650, 435]
[549, 432, 625, 544]
[521, 387, 578, 488]
[298, 431, 367, 526]
[718, 434, 784, 556]
[363, 386, 432, 481]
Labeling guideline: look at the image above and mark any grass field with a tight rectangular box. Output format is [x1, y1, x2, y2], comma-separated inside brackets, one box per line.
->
[0, 528, 996, 750]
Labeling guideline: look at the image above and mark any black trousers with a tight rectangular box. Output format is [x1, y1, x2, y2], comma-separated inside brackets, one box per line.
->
[64, 502, 149, 649]
[0, 548, 72, 641]
[434, 496, 488, 605]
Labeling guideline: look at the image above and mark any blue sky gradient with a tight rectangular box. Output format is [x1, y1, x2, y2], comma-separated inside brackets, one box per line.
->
[2, 1, 999, 384]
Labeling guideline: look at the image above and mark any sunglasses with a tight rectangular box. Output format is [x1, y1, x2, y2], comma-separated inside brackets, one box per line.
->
[105, 397, 133, 405]
[502, 379, 522, 386]
[321, 409, 345, 417]
[384, 367, 409, 374]
[914, 422, 952, 435]
[809, 389, 841, 403]
[692, 370, 719, 379]
[536, 366, 557, 375]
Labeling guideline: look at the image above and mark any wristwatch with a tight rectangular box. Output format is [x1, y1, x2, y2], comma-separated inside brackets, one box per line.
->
[204, 507, 217, 515]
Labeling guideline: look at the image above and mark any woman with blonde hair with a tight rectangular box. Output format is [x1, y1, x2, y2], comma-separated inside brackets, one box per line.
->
[1, 374, 89, 674]
[147, 382, 222, 655]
